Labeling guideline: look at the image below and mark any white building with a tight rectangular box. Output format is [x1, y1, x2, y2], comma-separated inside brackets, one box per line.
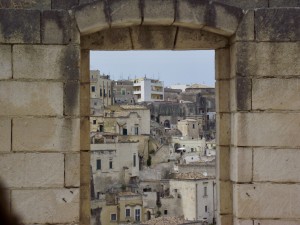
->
[91, 140, 140, 194]
[133, 77, 164, 102]
[169, 172, 216, 224]
[171, 137, 206, 155]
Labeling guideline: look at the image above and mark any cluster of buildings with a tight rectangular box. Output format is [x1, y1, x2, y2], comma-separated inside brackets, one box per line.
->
[89, 70, 216, 225]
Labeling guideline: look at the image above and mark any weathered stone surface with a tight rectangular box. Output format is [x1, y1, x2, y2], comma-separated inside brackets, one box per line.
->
[13, 45, 79, 80]
[255, 8, 300, 41]
[74, 0, 109, 35]
[0, 45, 12, 79]
[235, 10, 254, 41]
[233, 183, 300, 218]
[80, 151, 91, 224]
[64, 82, 80, 116]
[215, 48, 230, 80]
[42, 10, 71, 44]
[0, 81, 63, 116]
[0, 0, 51, 9]
[52, 0, 78, 9]
[254, 220, 300, 225]
[13, 118, 80, 151]
[0, 9, 40, 43]
[131, 26, 176, 50]
[230, 147, 252, 182]
[175, 27, 228, 50]
[217, 146, 230, 180]
[234, 219, 253, 225]
[232, 113, 300, 147]
[213, 0, 268, 9]
[232, 77, 251, 111]
[252, 78, 300, 110]
[216, 80, 230, 113]
[65, 153, 80, 187]
[80, 118, 90, 150]
[0, 153, 64, 188]
[81, 27, 132, 50]
[269, 0, 300, 7]
[235, 42, 300, 77]
[216, 113, 230, 145]
[143, 0, 175, 25]
[0, 119, 11, 152]
[253, 148, 300, 182]
[11, 188, 79, 223]
[218, 181, 232, 214]
[109, 0, 141, 27]
[218, 215, 233, 225]
[80, 83, 90, 117]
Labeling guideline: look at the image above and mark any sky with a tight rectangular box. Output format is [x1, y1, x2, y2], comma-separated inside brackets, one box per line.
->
[90, 50, 215, 87]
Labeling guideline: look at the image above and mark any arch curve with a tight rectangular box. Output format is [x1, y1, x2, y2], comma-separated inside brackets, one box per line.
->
[74, 0, 244, 37]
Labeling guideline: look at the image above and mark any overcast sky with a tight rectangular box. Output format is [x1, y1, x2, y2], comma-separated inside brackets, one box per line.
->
[90, 50, 215, 87]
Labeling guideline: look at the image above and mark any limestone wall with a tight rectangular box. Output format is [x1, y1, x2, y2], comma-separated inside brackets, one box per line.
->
[0, 0, 299, 225]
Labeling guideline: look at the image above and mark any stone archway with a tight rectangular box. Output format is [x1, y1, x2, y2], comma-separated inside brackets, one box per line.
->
[74, 1, 244, 224]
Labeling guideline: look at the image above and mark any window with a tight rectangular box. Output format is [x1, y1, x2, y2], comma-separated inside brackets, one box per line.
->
[133, 154, 136, 167]
[96, 159, 101, 170]
[125, 208, 130, 217]
[91, 86, 95, 92]
[134, 126, 139, 135]
[135, 209, 141, 222]
[93, 119, 96, 125]
[192, 124, 195, 129]
[164, 210, 168, 215]
[109, 90, 111, 97]
[104, 89, 106, 97]
[94, 102, 97, 106]
[205, 205, 208, 212]
[204, 186, 207, 197]
[111, 213, 117, 221]
[99, 124, 104, 132]
[100, 88, 102, 96]
[121, 89, 126, 95]
[109, 159, 113, 169]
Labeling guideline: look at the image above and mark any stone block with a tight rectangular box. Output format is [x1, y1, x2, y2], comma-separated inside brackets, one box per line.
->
[217, 146, 230, 180]
[64, 82, 80, 116]
[215, 48, 230, 80]
[252, 78, 300, 110]
[0, 153, 64, 188]
[235, 42, 300, 77]
[202, 2, 243, 36]
[253, 148, 300, 182]
[11, 188, 79, 223]
[13, 45, 80, 80]
[174, 0, 207, 29]
[80, 118, 90, 151]
[234, 219, 253, 225]
[232, 77, 251, 111]
[175, 28, 228, 50]
[216, 113, 230, 146]
[13, 118, 80, 151]
[41, 10, 71, 44]
[131, 26, 176, 50]
[80, 151, 90, 186]
[0, 81, 63, 116]
[52, 0, 79, 9]
[235, 10, 254, 41]
[255, 8, 300, 41]
[0, 0, 51, 9]
[74, 0, 109, 35]
[213, 0, 268, 9]
[230, 147, 252, 182]
[216, 80, 230, 113]
[81, 27, 132, 50]
[0, 45, 12, 79]
[80, 50, 90, 83]
[109, 0, 141, 27]
[65, 153, 80, 187]
[80, 83, 91, 117]
[143, 0, 175, 25]
[0, 9, 40, 43]
[218, 181, 232, 214]
[233, 183, 300, 218]
[269, 0, 300, 7]
[232, 112, 300, 147]
[254, 220, 300, 225]
[0, 119, 11, 152]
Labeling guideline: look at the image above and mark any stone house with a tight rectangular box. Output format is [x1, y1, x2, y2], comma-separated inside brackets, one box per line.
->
[114, 79, 137, 105]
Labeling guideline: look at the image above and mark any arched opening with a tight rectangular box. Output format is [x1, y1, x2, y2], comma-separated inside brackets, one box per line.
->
[76, 1, 243, 224]
[163, 120, 171, 128]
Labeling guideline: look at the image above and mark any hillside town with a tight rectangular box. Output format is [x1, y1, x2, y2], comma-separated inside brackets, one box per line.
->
[90, 70, 216, 225]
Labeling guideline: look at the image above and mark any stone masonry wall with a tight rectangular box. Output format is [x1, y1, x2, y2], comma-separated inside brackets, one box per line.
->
[0, 1, 299, 225]
[0, 5, 83, 225]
